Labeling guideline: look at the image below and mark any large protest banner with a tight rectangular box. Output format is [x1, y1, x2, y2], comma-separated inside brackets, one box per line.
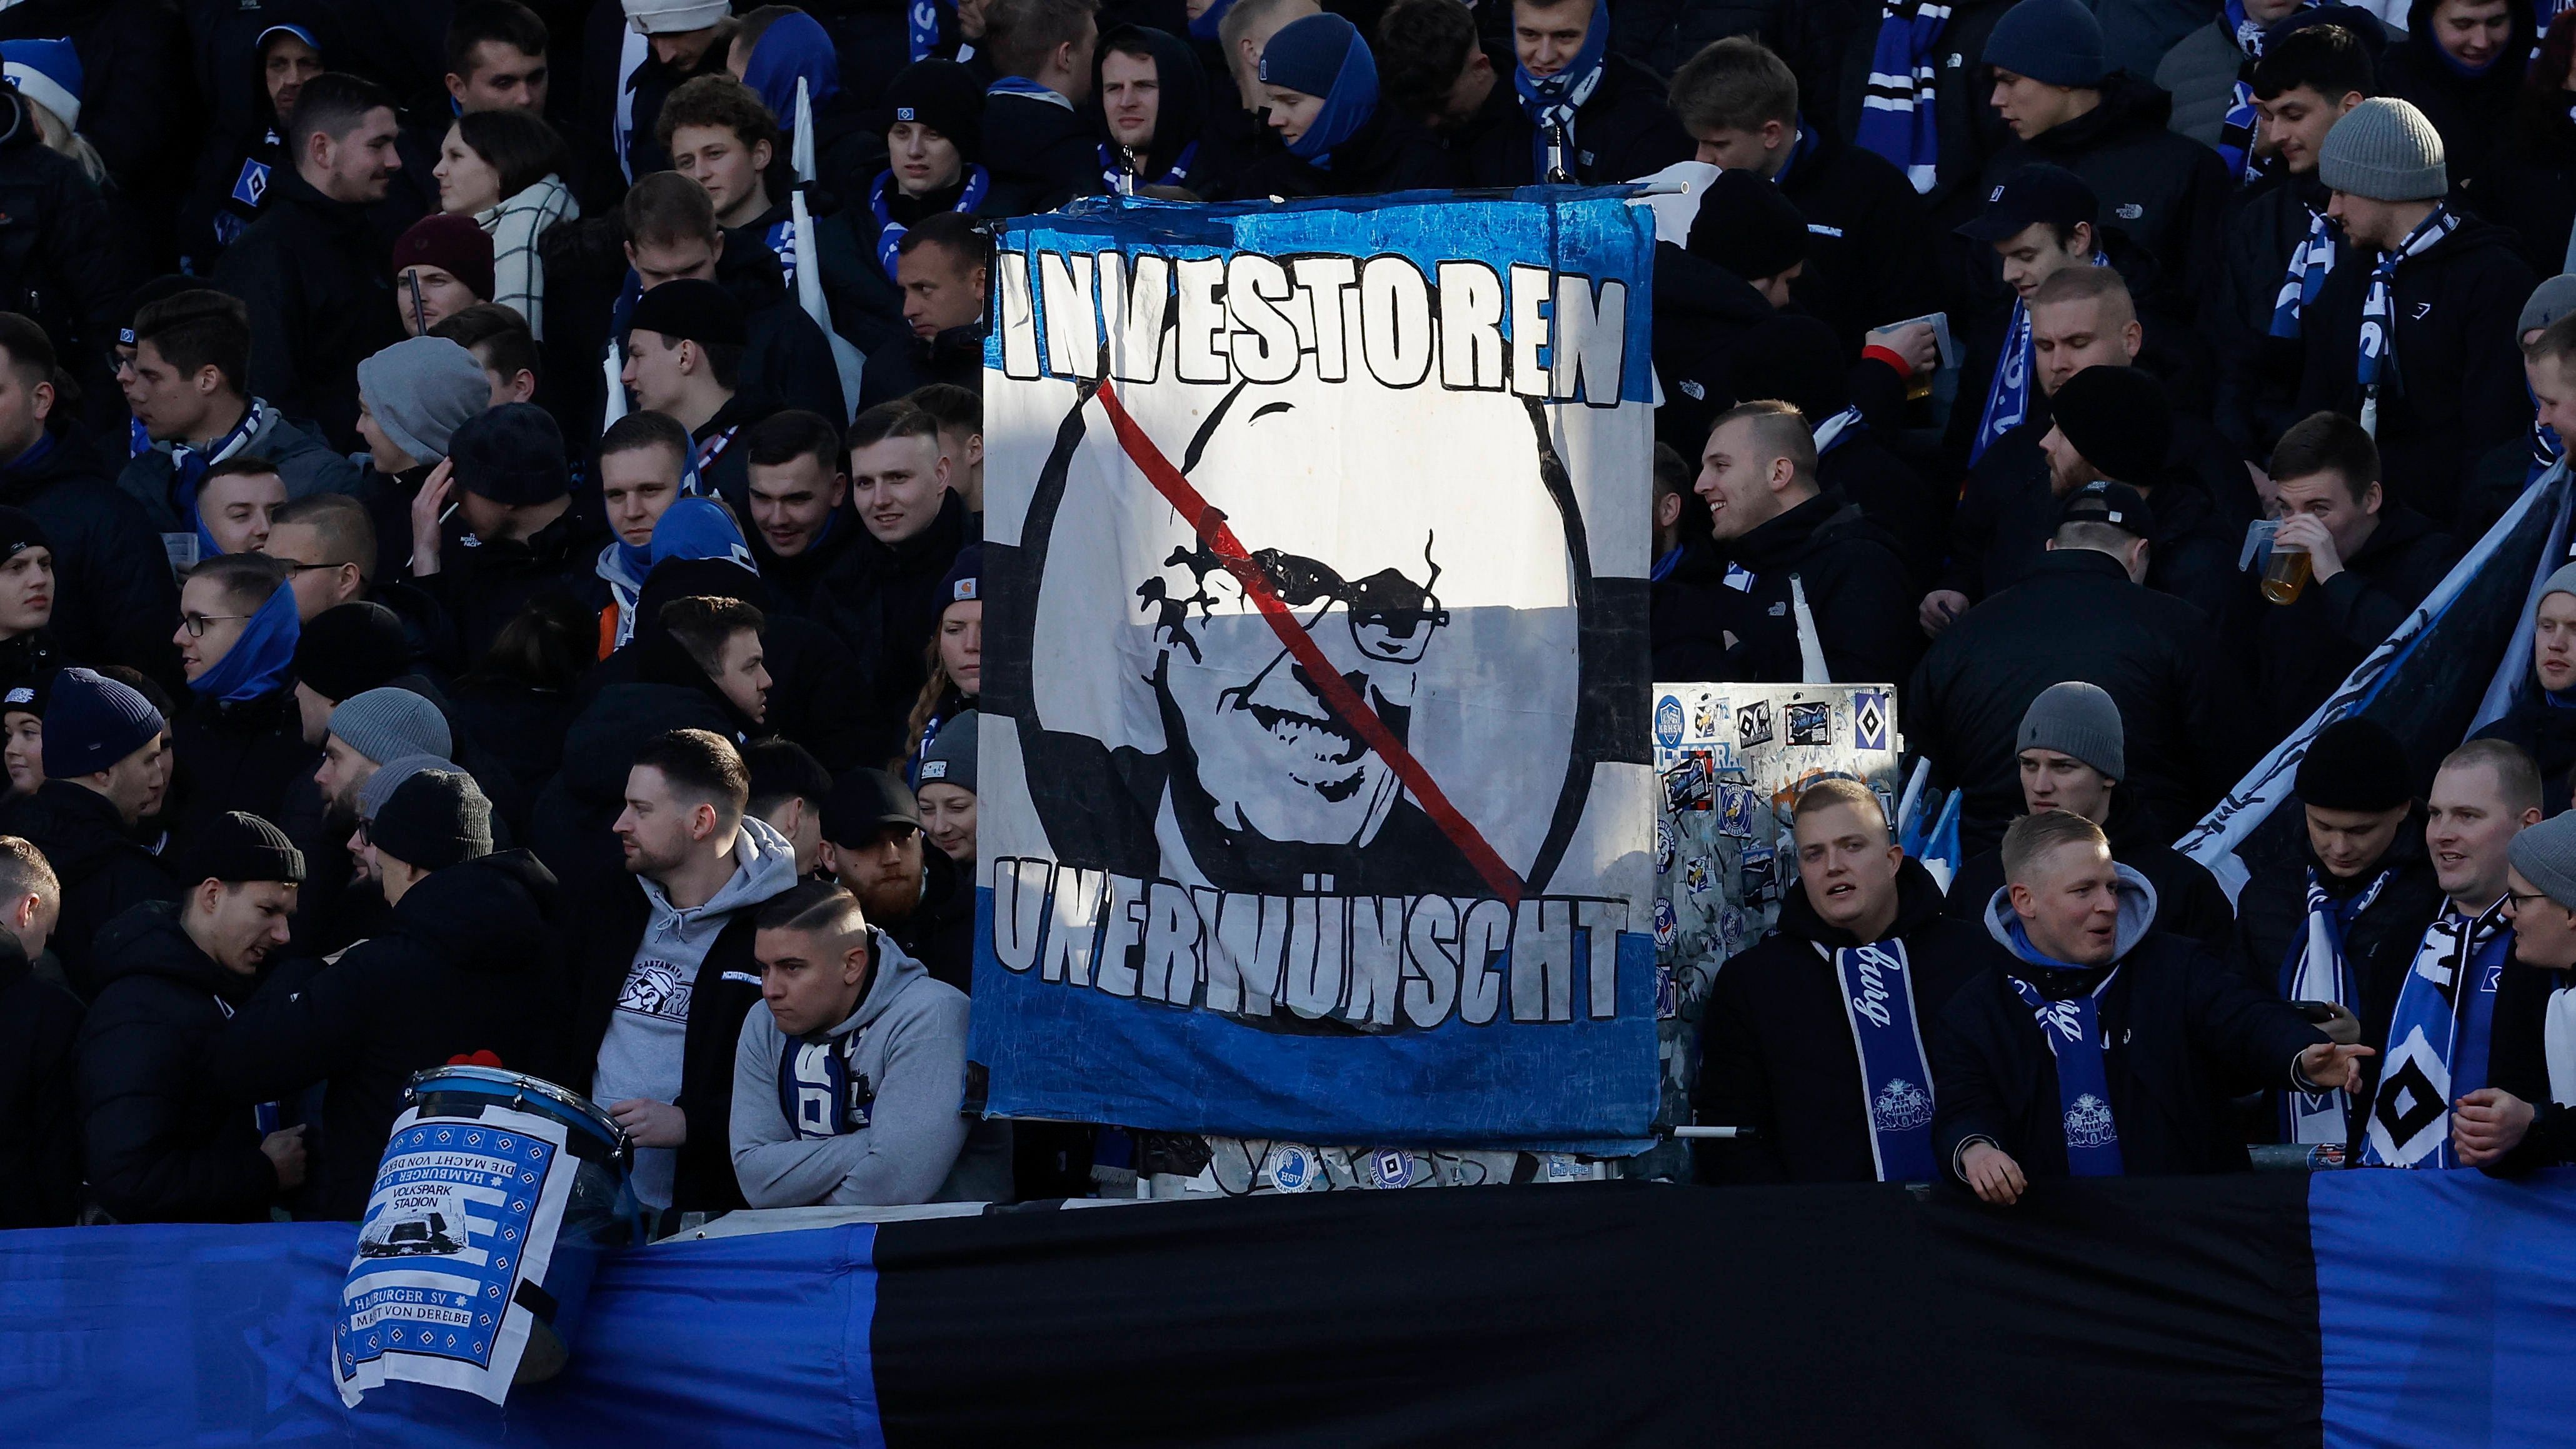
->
[973, 190, 1660, 1149]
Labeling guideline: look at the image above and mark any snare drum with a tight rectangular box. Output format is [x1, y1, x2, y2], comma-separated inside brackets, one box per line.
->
[352, 1066, 645, 1389]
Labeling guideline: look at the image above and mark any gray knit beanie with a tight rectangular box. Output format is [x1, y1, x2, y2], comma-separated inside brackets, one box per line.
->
[2542, 561, 2576, 610]
[2522, 275, 2576, 336]
[2318, 97, 2447, 203]
[918, 709, 979, 795]
[2510, 811, 2576, 909]
[2017, 681, 2125, 781]
[355, 337, 490, 466]
[359, 753, 456, 821]
[329, 687, 452, 768]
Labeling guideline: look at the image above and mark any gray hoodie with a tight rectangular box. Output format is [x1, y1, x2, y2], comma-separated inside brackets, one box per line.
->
[592, 815, 799, 1209]
[1982, 863, 2162, 966]
[731, 930, 1011, 1207]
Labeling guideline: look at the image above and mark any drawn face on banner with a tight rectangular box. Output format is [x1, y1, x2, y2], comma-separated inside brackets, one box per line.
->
[1021, 361, 1589, 895]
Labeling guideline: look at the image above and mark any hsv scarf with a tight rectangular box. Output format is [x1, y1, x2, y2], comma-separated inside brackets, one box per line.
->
[187, 581, 300, 704]
[2269, 208, 2338, 338]
[1513, 0, 1608, 182]
[779, 1030, 873, 1137]
[1812, 404, 1867, 457]
[1098, 139, 1197, 194]
[2003, 921, 2125, 1176]
[2278, 866, 2393, 1144]
[2357, 204, 2457, 438]
[2217, 0, 2316, 184]
[1820, 941, 1938, 1182]
[907, 0, 945, 61]
[869, 165, 990, 279]
[1972, 252, 2108, 461]
[1854, 0, 1949, 193]
[2362, 901, 2510, 1169]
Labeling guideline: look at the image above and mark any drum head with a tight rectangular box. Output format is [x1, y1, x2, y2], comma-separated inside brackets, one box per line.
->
[409, 1066, 623, 1150]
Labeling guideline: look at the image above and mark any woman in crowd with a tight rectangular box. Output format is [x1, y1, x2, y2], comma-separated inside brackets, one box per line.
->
[899, 543, 980, 777]
[433, 108, 578, 341]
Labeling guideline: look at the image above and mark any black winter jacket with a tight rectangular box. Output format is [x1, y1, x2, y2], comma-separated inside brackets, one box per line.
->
[211, 850, 573, 1221]
[714, 243, 853, 428]
[2255, 505, 2458, 738]
[2229, 820, 2447, 1066]
[1975, 73, 2232, 303]
[2380, 0, 2536, 186]
[166, 685, 318, 857]
[76, 901, 281, 1223]
[209, 166, 406, 450]
[1818, 428, 1945, 594]
[892, 842, 977, 994]
[1908, 548, 2252, 853]
[2473, 696, 2576, 818]
[983, 89, 1110, 215]
[1694, 860, 1997, 1184]
[1460, 54, 1691, 188]
[1648, 242, 1776, 454]
[811, 491, 972, 766]
[0, 91, 128, 419]
[2464, 103, 2576, 281]
[2478, 958, 2576, 1175]
[2293, 215, 2534, 526]
[1671, 489, 1920, 686]
[418, 507, 610, 669]
[1235, 104, 1460, 201]
[2212, 170, 2342, 458]
[0, 780, 178, 1000]
[857, 321, 989, 413]
[1933, 920, 2327, 1181]
[566, 873, 766, 1215]
[0, 0, 191, 276]
[526, 682, 735, 909]
[0, 427, 181, 688]
[1777, 126, 1945, 354]
[0, 931, 83, 1226]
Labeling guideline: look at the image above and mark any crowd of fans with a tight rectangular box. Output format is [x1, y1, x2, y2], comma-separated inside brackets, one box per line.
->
[0, 0, 2570, 1231]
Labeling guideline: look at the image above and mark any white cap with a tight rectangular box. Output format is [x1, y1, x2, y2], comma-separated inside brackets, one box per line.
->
[623, 0, 732, 33]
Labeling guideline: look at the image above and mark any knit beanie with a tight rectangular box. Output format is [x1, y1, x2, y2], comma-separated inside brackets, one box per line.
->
[0, 504, 49, 561]
[391, 213, 496, 304]
[2017, 682, 2125, 781]
[938, 543, 980, 616]
[356, 338, 489, 466]
[358, 753, 454, 822]
[2523, 275, 2576, 336]
[1259, 12, 1360, 94]
[2510, 811, 2576, 909]
[630, 278, 748, 349]
[623, 0, 730, 33]
[41, 667, 164, 778]
[369, 768, 493, 873]
[918, 709, 980, 795]
[2542, 561, 2576, 609]
[2049, 365, 2172, 486]
[329, 687, 452, 767]
[2, 673, 46, 722]
[1686, 166, 1809, 283]
[294, 602, 411, 704]
[2317, 96, 2446, 202]
[1, 38, 83, 131]
[449, 403, 569, 506]
[1983, 0, 2107, 89]
[178, 810, 305, 886]
[2296, 717, 2412, 812]
[882, 60, 985, 163]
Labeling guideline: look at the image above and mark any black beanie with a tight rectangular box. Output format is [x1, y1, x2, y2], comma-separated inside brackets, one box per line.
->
[294, 601, 411, 704]
[2297, 718, 2413, 813]
[369, 768, 493, 873]
[0, 504, 49, 560]
[629, 278, 748, 349]
[178, 810, 306, 886]
[2048, 365, 2172, 487]
[1687, 168, 1809, 283]
[449, 403, 568, 506]
[883, 59, 985, 164]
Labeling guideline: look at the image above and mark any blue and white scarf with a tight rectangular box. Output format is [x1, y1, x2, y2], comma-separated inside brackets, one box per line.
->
[1822, 940, 1938, 1182]
[778, 1028, 872, 1138]
[2217, 0, 2317, 184]
[2268, 207, 2338, 338]
[1813, 404, 1866, 457]
[986, 74, 1071, 109]
[2278, 866, 2393, 1143]
[1098, 139, 1197, 194]
[763, 213, 799, 292]
[168, 398, 273, 560]
[2533, 408, 2565, 486]
[2358, 204, 2457, 438]
[869, 165, 990, 280]
[1853, 0, 1950, 193]
[1513, 0, 1607, 182]
[2363, 901, 2510, 1169]
[907, 0, 946, 61]
[2002, 920, 2125, 1176]
[1972, 251, 2108, 461]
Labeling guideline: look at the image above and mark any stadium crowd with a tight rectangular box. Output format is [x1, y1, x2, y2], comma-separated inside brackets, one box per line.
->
[0, 0, 2571, 1228]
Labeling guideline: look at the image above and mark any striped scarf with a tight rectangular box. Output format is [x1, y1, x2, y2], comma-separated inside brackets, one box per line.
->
[1853, 0, 1950, 194]
[2217, 0, 2317, 184]
[2269, 206, 2337, 338]
[2358, 204, 2457, 438]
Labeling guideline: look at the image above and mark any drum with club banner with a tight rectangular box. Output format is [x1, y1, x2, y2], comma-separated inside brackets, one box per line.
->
[333, 1066, 646, 1407]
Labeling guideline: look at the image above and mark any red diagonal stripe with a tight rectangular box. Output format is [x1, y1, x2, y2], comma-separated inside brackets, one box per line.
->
[1090, 379, 1525, 908]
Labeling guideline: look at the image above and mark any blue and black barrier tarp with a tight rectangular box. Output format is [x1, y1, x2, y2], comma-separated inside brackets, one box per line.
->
[7, 1171, 2575, 1446]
